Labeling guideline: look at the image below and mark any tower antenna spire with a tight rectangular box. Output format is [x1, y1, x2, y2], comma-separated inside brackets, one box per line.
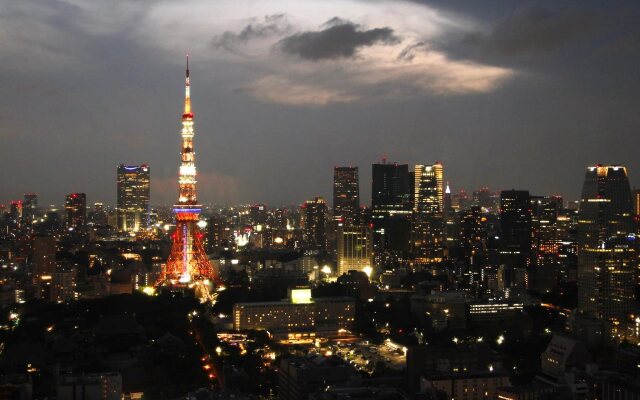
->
[184, 54, 191, 116]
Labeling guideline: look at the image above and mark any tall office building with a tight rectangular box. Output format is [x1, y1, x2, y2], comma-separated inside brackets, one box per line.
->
[473, 187, 493, 210]
[458, 206, 487, 270]
[333, 167, 359, 226]
[413, 162, 444, 263]
[117, 164, 150, 233]
[371, 161, 412, 256]
[302, 197, 327, 251]
[634, 189, 640, 235]
[33, 235, 56, 279]
[89, 203, 108, 226]
[249, 204, 268, 226]
[337, 225, 373, 277]
[65, 193, 87, 229]
[531, 196, 562, 264]
[22, 193, 38, 224]
[529, 195, 563, 291]
[577, 165, 636, 321]
[498, 190, 532, 278]
[9, 201, 22, 224]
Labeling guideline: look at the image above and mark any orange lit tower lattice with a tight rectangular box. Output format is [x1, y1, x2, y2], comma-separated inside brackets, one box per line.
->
[158, 56, 220, 300]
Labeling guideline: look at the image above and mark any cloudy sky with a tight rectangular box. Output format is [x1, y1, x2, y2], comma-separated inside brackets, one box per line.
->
[1, 0, 638, 207]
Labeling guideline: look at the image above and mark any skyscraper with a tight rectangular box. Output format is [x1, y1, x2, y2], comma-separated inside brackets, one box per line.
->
[498, 190, 532, 273]
[89, 202, 108, 226]
[65, 193, 86, 229]
[412, 162, 444, 263]
[32, 234, 57, 299]
[160, 57, 218, 298]
[9, 201, 22, 224]
[333, 167, 359, 226]
[529, 195, 563, 291]
[33, 235, 56, 279]
[337, 225, 373, 278]
[117, 164, 150, 233]
[531, 195, 562, 265]
[302, 197, 327, 252]
[577, 165, 636, 321]
[371, 161, 412, 258]
[22, 193, 38, 224]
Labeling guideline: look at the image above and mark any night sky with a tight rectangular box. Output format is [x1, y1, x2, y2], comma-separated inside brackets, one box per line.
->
[1, 0, 638, 207]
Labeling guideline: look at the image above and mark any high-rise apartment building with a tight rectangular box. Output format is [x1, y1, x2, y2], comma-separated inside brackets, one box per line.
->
[302, 197, 327, 251]
[116, 164, 150, 233]
[337, 225, 373, 277]
[577, 165, 636, 321]
[333, 167, 359, 226]
[413, 162, 444, 263]
[65, 193, 86, 229]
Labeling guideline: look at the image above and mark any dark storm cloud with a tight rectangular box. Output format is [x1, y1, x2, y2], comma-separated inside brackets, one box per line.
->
[465, 4, 601, 56]
[277, 19, 400, 60]
[213, 14, 291, 51]
[432, 2, 637, 65]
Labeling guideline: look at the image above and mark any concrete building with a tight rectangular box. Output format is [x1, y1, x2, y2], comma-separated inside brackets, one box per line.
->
[57, 372, 122, 400]
[336, 225, 372, 277]
[279, 354, 358, 400]
[466, 301, 524, 324]
[233, 287, 354, 340]
[420, 370, 510, 400]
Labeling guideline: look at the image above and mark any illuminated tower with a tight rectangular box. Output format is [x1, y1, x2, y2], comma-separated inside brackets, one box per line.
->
[160, 57, 218, 297]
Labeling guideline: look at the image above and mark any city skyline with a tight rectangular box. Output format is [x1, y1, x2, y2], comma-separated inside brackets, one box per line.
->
[2, 2, 640, 398]
[1, 0, 639, 206]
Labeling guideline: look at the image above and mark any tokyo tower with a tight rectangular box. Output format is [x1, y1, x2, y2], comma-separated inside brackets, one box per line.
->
[158, 56, 220, 300]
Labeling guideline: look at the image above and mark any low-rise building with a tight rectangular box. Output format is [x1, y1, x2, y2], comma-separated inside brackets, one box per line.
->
[57, 372, 122, 400]
[279, 354, 359, 400]
[233, 287, 355, 340]
[467, 300, 523, 324]
[420, 370, 510, 400]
